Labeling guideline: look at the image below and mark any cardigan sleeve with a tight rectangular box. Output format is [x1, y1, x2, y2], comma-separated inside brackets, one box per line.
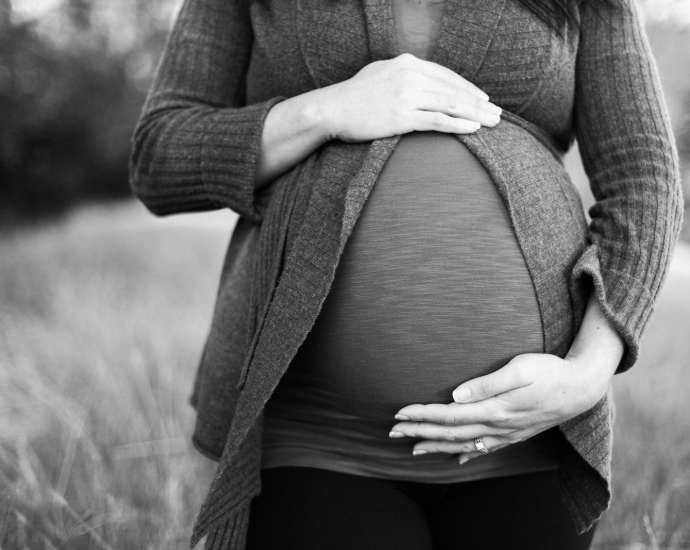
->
[129, 0, 286, 222]
[571, 0, 684, 373]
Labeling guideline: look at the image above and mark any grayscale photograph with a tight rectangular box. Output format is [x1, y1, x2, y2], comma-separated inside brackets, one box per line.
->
[0, 0, 689, 548]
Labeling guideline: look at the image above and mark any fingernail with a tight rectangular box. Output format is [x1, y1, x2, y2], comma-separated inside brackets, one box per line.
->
[487, 114, 500, 125]
[489, 104, 502, 115]
[459, 456, 470, 465]
[412, 450, 428, 456]
[389, 431, 405, 438]
[394, 414, 410, 421]
[453, 387, 471, 402]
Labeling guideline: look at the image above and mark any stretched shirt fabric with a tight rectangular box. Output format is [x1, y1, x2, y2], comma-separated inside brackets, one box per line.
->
[262, 0, 564, 483]
[129, 0, 684, 547]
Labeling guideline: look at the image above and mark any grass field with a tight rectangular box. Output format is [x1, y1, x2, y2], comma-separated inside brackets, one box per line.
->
[1, 200, 689, 549]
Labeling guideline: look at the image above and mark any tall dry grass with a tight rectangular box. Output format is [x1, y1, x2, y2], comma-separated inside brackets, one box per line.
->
[0, 201, 688, 549]
[0, 202, 229, 548]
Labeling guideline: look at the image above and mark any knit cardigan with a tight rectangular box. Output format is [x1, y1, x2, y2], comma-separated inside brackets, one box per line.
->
[129, 0, 683, 547]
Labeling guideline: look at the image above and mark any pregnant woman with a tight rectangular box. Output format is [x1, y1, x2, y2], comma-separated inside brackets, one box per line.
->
[129, 0, 683, 548]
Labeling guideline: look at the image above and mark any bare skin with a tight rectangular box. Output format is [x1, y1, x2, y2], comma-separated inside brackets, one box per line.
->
[391, 292, 625, 463]
[255, 53, 626, 460]
[255, 53, 501, 189]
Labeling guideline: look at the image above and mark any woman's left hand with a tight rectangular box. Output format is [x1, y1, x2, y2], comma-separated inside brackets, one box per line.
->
[390, 351, 614, 463]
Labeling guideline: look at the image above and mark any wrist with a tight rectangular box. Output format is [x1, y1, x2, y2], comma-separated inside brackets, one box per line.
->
[563, 353, 615, 411]
[303, 86, 338, 144]
[563, 293, 624, 410]
[255, 90, 335, 189]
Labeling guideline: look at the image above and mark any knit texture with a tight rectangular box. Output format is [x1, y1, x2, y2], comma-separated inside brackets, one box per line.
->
[129, 0, 683, 547]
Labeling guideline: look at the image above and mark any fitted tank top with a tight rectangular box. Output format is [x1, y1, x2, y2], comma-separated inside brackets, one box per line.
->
[260, 0, 564, 483]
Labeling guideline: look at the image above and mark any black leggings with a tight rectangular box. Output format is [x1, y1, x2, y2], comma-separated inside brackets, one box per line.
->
[246, 467, 596, 550]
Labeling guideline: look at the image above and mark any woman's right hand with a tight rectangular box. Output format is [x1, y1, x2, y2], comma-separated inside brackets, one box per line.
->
[316, 53, 501, 143]
[256, 53, 499, 189]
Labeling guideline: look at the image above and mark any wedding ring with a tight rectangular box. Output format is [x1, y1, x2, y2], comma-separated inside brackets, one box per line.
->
[474, 437, 489, 454]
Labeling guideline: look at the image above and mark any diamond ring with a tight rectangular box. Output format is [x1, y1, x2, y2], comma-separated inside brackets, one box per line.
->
[474, 437, 489, 454]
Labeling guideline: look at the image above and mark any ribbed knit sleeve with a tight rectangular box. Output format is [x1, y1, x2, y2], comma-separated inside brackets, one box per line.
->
[129, 0, 285, 222]
[571, 0, 684, 373]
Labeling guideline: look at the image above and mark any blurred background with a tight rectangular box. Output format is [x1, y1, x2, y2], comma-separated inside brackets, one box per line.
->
[0, 0, 688, 548]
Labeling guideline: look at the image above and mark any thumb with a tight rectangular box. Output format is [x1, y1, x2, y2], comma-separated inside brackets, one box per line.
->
[452, 360, 532, 403]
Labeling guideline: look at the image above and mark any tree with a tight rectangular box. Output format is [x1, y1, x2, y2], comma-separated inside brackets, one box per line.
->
[0, 0, 173, 224]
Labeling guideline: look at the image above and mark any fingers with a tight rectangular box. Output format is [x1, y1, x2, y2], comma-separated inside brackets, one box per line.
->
[417, 84, 502, 127]
[411, 436, 505, 456]
[391, 53, 501, 131]
[410, 110, 483, 134]
[404, 54, 490, 101]
[452, 360, 534, 403]
[395, 401, 500, 426]
[389, 420, 505, 442]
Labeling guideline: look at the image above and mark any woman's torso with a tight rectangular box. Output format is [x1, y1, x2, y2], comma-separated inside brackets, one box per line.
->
[261, 0, 565, 482]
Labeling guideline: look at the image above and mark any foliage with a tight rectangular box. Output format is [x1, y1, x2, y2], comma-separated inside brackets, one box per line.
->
[0, 0, 170, 224]
[0, 203, 223, 548]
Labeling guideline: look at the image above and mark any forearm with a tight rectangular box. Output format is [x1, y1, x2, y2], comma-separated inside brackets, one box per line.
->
[573, 0, 682, 372]
[255, 89, 331, 191]
[564, 291, 625, 406]
[255, 55, 501, 190]
[130, 0, 281, 220]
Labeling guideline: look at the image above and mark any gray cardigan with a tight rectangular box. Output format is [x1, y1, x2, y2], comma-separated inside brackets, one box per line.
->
[129, 0, 684, 547]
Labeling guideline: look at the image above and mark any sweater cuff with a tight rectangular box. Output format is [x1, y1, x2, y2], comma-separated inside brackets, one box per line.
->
[571, 244, 654, 373]
[201, 96, 287, 222]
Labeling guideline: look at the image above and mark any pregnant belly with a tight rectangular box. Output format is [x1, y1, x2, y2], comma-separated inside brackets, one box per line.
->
[268, 131, 544, 426]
